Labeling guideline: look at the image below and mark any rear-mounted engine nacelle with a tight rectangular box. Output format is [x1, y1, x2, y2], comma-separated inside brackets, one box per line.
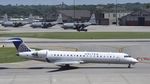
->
[32, 50, 47, 58]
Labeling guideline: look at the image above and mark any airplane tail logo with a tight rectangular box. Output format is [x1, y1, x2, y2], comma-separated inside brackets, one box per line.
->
[9, 38, 31, 52]
[88, 13, 96, 25]
[56, 14, 63, 24]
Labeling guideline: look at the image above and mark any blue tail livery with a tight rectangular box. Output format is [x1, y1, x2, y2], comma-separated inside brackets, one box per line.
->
[9, 38, 31, 52]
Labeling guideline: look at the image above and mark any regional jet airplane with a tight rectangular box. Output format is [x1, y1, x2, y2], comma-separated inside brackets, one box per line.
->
[9, 38, 138, 69]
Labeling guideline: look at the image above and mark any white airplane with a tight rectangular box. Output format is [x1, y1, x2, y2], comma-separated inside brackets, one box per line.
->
[30, 14, 63, 28]
[9, 38, 138, 69]
[1, 14, 33, 27]
[61, 13, 96, 30]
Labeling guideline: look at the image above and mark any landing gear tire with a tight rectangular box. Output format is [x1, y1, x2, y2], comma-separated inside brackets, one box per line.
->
[128, 64, 131, 68]
[60, 64, 70, 69]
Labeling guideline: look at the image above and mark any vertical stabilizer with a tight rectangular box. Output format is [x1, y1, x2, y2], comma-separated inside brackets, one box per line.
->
[9, 38, 31, 52]
[88, 13, 96, 25]
[56, 14, 63, 24]
[28, 14, 34, 23]
[3, 14, 8, 22]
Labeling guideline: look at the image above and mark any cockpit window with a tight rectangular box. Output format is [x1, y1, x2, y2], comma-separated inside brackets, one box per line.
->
[124, 55, 131, 58]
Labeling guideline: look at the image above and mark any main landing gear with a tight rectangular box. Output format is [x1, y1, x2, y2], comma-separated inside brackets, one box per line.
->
[128, 64, 131, 68]
[60, 64, 71, 69]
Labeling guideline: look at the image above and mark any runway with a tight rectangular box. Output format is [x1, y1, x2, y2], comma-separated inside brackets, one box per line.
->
[0, 61, 150, 84]
[0, 38, 150, 84]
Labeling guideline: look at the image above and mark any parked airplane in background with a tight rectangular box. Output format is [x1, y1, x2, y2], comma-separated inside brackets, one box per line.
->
[61, 13, 96, 31]
[9, 38, 138, 69]
[19, 14, 34, 25]
[30, 14, 63, 28]
[1, 14, 33, 27]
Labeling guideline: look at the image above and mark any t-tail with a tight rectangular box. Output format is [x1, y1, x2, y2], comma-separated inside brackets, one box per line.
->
[56, 14, 63, 24]
[27, 14, 34, 23]
[9, 38, 31, 52]
[3, 13, 8, 22]
[88, 13, 96, 25]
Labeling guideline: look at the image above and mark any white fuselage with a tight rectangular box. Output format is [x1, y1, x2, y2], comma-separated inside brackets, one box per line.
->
[18, 50, 138, 66]
[62, 22, 91, 29]
[2, 21, 15, 26]
[62, 23, 76, 29]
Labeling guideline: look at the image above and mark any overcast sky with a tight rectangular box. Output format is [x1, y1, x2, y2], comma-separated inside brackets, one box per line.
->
[0, 0, 149, 5]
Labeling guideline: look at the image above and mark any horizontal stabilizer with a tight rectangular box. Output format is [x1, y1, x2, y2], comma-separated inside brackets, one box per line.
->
[6, 39, 21, 42]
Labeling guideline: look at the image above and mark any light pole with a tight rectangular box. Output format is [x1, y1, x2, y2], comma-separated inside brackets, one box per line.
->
[73, 0, 76, 22]
[115, 0, 118, 25]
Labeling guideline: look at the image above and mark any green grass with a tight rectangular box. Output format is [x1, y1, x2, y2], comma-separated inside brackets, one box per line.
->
[0, 47, 27, 63]
[1, 32, 150, 39]
[0, 29, 6, 31]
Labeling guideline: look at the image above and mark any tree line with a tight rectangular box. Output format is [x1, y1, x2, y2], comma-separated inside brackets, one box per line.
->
[0, 3, 149, 18]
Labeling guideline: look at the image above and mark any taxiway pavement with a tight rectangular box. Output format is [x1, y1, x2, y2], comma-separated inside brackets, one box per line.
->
[1, 25, 150, 33]
[0, 61, 149, 84]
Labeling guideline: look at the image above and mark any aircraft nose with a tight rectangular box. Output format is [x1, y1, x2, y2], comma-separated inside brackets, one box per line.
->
[131, 58, 139, 63]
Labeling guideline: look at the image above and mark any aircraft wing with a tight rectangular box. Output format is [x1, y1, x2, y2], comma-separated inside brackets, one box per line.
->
[54, 60, 84, 66]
